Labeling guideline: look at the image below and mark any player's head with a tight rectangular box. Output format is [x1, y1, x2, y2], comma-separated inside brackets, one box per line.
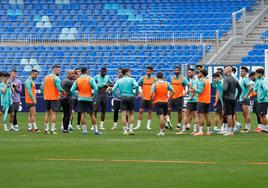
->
[52, 65, 61, 76]
[196, 65, 203, 71]
[122, 68, 130, 76]
[255, 68, 265, 78]
[101, 67, 107, 77]
[10, 69, 17, 79]
[212, 72, 221, 82]
[216, 67, 223, 74]
[2, 72, 10, 82]
[67, 70, 75, 80]
[198, 69, 208, 78]
[240, 66, 249, 77]
[249, 71, 256, 81]
[156, 72, 163, 79]
[74, 68, 81, 77]
[146, 66, 153, 76]
[224, 65, 232, 75]
[118, 68, 123, 78]
[174, 66, 180, 76]
[81, 67, 88, 75]
[30, 69, 39, 80]
[187, 68, 194, 78]
[232, 66, 237, 74]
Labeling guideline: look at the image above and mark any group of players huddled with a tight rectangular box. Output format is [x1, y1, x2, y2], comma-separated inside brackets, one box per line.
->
[0, 64, 267, 136]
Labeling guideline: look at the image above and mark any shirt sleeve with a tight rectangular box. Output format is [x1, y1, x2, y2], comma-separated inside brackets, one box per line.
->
[112, 81, 119, 96]
[168, 82, 174, 92]
[151, 83, 156, 93]
[17, 80, 22, 93]
[25, 80, 35, 102]
[70, 81, 78, 97]
[137, 77, 143, 86]
[133, 78, 139, 94]
[54, 76, 64, 92]
[182, 77, 189, 86]
[245, 78, 251, 87]
[90, 78, 98, 97]
[195, 80, 205, 94]
[108, 76, 112, 84]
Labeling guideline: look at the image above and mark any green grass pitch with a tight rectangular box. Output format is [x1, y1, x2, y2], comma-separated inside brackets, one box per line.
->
[0, 112, 268, 188]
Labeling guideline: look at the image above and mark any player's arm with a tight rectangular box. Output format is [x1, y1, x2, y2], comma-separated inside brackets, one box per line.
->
[133, 79, 139, 96]
[137, 77, 143, 86]
[189, 82, 197, 100]
[214, 90, 220, 107]
[168, 83, 175, 99]
[244, 79, 253, 100]
[195, 80, 204, 94]
[112, 81, 119, 96]
[70, 81, 78, 97]
[90, 78, 98, 98]
[150, 83, 156, 100]
[235, 80, 242, 100]
[25, 80, 35, 103]
[183, 77, 189, 87]
[54, 76, 64, 93]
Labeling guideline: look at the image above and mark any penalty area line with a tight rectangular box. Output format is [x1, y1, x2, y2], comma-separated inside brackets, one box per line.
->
[37, 158, 218, 165]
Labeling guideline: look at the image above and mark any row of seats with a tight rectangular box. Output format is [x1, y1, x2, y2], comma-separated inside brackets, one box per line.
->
[0, 44, 208, 82]
[241, 44, 267, 65]
[0, 0, 256, 40]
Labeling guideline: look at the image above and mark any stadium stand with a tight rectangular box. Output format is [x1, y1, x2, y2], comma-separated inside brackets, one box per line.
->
[0, 0, 255, 40]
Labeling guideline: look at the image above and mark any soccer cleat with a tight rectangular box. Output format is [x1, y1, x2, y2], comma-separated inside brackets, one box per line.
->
[128, 131, 135, 135]
[186, 127, 190, 131]
[175, 126, 181, 131]
[157, 132, 165, 136]
[63, 130, 69, 133]
[69, 127, 75, 131]
[44, 130, 50, 134]
[4, 127, 9, 132]
[193, 132, 204, 136]
[233, 124, 242, 134]
[90, 126, 94, 131]
[9, 127, 19, 131]
[240, 129, 251, 133]
[133, 125, 141, 130]
[111, 126, 117, 130]
[50, 131, 58, 135]
[32, 129, 40, 133]
[206, 131, 213, 136]
[261, 130, 268, 133]
[99, 126, 105, 130]
[83, 131, 88, 136]
[94, 131, 102, 135]
[14, 125, 19, 130]
[223, 132, 234, 136]
[176, 131, 186, 135]
[76, 125, 82, 131]
[146, 126, 152, 130]
[165, 121, 173, 130]
[28, 129, 33, 132]
[123, 131, 128, 136]
[255, 128, 262, 133]
[191, 131, 198, 135]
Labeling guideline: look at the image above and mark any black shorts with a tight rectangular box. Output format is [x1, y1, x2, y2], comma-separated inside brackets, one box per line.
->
[140, 99, 153, 110]
[13, 102, 20, 112]
[1, 104, 14, 113]
[72, 98, 78, 112]
[214, 101, 222, 113]
[112, 99, 121, 112]
[252, 100, 258, 113]
[168, 97, 184, 112]
[155, 102, 168, 116]
[240, 99, 250, 106]
[223, 100, 236, 116]
[197, 103, 210, 113]
[26, 103, 36, 109]
[120, 96, 135, 111]
[257, 102, 268, 116]
[187, 102, 197, 111]
[78, 101, 94, 113]
[45, 100, 61, 112]
[95, 93, 108, 110]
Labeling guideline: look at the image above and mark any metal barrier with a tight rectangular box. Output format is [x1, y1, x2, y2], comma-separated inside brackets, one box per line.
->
[0, 32, 203, 45]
